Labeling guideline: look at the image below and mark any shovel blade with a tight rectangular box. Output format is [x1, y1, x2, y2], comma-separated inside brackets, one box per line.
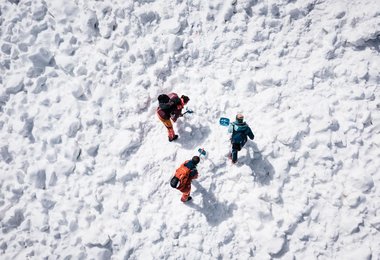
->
[198, 148, 207, 156]
[219, 117, 230, 126]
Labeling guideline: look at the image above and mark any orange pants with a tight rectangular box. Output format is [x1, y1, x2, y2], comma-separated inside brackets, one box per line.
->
[179, 184, 191, 202]
[157, 113, 175, 139]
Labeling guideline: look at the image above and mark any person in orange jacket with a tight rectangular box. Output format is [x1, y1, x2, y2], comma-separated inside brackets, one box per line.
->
[170, 156, 200, 202]
[157, 93, 190, 142]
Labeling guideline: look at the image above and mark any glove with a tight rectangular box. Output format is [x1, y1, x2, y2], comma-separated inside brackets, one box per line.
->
[170, 113, 177, 122]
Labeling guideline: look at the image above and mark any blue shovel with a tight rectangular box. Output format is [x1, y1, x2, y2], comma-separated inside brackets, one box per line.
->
[198, 148, 207, 157]
[219, 117, 230, 126]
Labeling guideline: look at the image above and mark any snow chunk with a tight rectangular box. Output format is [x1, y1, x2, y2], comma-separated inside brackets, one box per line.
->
[98, 17, 116, 39]
[141, 47, 156, 66]
[87, 144, 99, 157]
[27, 167, 46, 189]
[109, 130, 141, 160]
[54, 160, 76, 177]
[28, 48, 53, 68]
[338, 244, 372, 260]
[32, 2, 47, 21]
[167, 35, 183, 52]
[115, 39, 129, 51]
[2, 209, 25, 232]
[220, 0, 236, 22]
[32, 76, 47, 94]
[83, 230, 108, 245]
[89, 248, 112, 260]
[97, 169, 116, 185]
[79, 10, 100, 41]
[0, 145, 13, 163]
[64, 141, 81, 161]
[40, 197, 56, 210]
[1, 43, 12, 55]
[345, 169, 374, 193]
[139, 11, 159, 25]
[344, 192, 364, 208]
[340, 215, 363, 234]
[267, 236, 286, 256]
[369, 216, 380, 231]
[74, 65, 88, 76]
[343, 20, 379, 48]
[5, 75, 24, 94]
[66, 119, 81, 138]
[160, 17, 181, 34]
[55, 54, 75, 74]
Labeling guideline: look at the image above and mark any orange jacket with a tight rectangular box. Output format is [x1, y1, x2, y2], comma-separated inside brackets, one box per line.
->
[175, 160, 198, 191]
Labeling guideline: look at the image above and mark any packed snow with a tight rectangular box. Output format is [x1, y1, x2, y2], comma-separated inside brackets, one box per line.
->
[1, 0, 379, 259]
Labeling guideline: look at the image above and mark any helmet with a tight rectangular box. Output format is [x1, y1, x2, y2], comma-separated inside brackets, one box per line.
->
[236, 113, 244, 123]
[192, 156, 200, 165]
[181, 95, 190, 104]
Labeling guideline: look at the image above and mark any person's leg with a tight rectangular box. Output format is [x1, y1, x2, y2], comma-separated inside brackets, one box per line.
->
[167, 126, 176, 141]
[157, 113, 177, 141]
[231, 148, 238, 163]
[180, 185, 191, 202]
[231, 143, 241, 163]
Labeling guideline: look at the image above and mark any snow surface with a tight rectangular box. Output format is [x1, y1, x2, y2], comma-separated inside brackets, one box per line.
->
[0, 0, 380, 259]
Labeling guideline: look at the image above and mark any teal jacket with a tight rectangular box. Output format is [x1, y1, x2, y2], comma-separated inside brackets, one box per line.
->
[228, 121, 254, 145]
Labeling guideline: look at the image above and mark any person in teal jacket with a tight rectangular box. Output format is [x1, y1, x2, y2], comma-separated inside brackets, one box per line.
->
[228, 114, 254, 163]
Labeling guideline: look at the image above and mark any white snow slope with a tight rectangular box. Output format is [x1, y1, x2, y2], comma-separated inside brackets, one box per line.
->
[1, 0, 380, 259]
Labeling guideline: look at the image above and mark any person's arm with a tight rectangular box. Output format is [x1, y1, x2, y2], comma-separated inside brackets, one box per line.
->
[190, 169, 198, 179]
[170, 111, 179, 122]
[228, 123, 234, 133]
[170, 106, 182, 122]
[247, 127, 254, 140]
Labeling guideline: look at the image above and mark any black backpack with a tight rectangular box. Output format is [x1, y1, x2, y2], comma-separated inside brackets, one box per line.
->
[158, 94, 172, 110]
[171, 96, 181, 105]
[170, 176, 180, 188]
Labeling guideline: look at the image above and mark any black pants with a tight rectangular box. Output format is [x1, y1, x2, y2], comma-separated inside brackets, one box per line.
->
[231, 143, 242, 162]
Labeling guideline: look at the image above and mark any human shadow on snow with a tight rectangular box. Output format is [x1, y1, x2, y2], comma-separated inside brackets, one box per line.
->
[176, 121, 211, 150]
[186, 181, 237, 227]
[239, 142, 275, 186]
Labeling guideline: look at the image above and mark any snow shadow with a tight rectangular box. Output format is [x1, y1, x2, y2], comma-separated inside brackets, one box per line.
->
[187, 181, 237, 227]
[240, 142, 275, 186]
[176, 121, 211, 150]
[352, 35, 380, 53]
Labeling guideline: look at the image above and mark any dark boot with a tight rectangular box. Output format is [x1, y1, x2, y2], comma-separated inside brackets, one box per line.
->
[181, 195, 192, 202]
[169, 135, 178, 142]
